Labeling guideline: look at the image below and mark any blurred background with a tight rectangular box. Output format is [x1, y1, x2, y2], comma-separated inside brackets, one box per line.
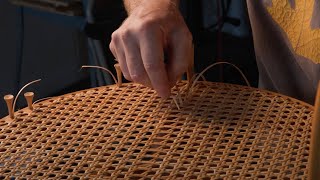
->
[0, 0, 258, 118]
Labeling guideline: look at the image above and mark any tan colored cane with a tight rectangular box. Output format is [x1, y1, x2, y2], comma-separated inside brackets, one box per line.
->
[114, 63, 122, 87]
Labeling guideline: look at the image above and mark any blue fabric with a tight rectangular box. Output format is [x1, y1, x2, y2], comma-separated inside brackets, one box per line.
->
[24, 7, 86, 30]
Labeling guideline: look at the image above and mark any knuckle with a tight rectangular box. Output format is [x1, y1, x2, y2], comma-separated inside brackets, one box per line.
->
[144, 62, 159, 72]
[130, 72, 145, 83]
[111, 31, 120, 42]
[109, 42, 118, 59]
[120, 30, 132, 41]
[109, 42, 114, 51]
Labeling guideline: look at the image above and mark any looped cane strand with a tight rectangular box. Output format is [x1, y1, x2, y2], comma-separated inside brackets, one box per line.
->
[81, 65, 118, 84]
[13, 79, 41, 113]
[191, 62, 251, 91]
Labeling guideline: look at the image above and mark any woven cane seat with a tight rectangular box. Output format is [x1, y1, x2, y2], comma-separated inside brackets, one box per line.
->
[0, 81, 314, 179]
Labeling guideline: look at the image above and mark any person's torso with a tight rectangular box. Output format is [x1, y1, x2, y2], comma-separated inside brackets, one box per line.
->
[247, 0, 320, 104]
[181, 0, 320, 104]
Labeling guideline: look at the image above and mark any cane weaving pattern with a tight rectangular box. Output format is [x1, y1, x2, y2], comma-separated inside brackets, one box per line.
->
[0, 82, 314, 179]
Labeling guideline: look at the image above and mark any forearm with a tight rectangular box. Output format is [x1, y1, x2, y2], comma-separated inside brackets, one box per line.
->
[123, 0, 180, 14]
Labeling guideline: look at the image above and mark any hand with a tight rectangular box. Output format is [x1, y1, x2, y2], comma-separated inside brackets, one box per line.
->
[109, 0, 193, 98]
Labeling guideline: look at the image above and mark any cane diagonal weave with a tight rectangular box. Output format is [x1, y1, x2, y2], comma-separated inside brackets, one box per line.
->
[0, 81, 314, 179]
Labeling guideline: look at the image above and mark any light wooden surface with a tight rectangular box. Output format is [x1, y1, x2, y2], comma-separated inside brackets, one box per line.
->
[4, 95, 14, 119]
[24, 92, 34, 111]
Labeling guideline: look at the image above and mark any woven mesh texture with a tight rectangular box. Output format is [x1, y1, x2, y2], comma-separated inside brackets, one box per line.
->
[0, 81, 314, 179]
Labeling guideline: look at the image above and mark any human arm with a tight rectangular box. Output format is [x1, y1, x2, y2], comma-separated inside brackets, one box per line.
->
[123, 0, 179, 14]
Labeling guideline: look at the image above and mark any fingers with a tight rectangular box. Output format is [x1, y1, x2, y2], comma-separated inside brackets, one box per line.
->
[110, 25, 192, 99]
[109, 32, 132, 81]
[140, 27, 171, 98]
[109, 4, 191, 99]
[167, 28, 193, 87]
[121, 31, 152, 88]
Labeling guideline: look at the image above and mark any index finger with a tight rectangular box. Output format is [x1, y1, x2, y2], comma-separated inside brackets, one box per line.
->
[140, 28, 170, 98]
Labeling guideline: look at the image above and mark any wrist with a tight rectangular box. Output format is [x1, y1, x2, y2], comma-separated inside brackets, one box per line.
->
[125, 0, 180, 15]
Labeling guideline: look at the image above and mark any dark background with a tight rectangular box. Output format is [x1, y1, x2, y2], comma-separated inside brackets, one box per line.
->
[0, 0, 258, 118]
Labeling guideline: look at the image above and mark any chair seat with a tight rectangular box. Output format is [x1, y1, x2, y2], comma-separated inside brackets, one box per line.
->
[0, 81, 313, 179]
